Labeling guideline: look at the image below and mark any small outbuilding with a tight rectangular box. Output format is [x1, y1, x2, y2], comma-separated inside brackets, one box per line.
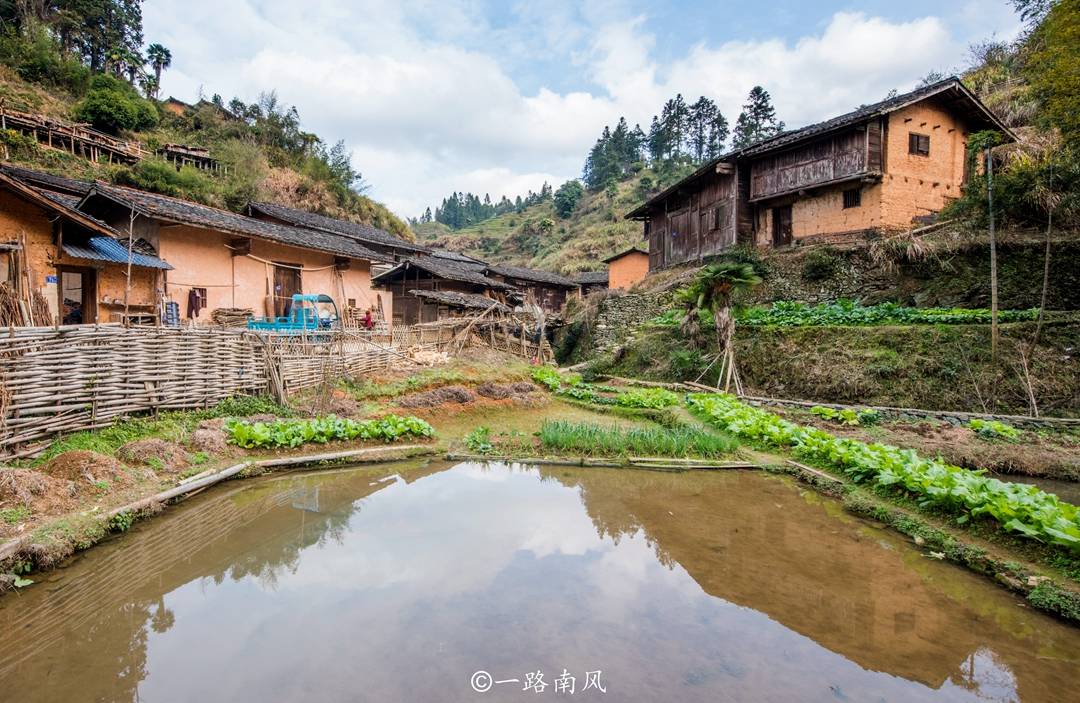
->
[603, 247, 649, 290]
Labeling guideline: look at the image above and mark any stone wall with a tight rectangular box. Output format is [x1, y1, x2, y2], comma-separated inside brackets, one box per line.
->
[591, 291, 673, 351]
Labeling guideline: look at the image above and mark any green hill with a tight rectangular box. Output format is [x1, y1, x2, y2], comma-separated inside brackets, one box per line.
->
[414, 173, 660, 273]
[0, 50, 411, 239]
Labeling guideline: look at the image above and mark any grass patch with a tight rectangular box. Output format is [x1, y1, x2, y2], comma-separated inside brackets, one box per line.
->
[538, 420, 736, 458]
[29, 395, 290, 465]
[1, 505, 30, 524]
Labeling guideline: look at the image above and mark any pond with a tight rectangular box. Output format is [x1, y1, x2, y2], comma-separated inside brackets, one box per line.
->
[2, 461, 1079, 702]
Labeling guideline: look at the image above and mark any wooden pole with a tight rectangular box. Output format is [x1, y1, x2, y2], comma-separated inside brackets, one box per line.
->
[987, 146, 998, 365]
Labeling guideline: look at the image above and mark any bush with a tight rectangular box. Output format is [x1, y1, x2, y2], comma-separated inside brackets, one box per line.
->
[0, 28, 90, 94]
[800, 248, 840, 281]
[74, 74, 158, 133]
[112, 159, 215, 203]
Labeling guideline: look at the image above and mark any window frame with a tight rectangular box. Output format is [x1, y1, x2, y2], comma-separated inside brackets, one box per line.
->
[908, 132, 930, 157]
[842, 188, 862, 209]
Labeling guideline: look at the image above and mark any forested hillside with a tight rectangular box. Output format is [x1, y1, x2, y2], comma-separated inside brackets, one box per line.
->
[0, 1, 411, 239]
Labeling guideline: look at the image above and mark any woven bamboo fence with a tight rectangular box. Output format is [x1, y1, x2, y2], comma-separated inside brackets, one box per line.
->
[0, 325, 267, 456]
[267, 331, 397, 393]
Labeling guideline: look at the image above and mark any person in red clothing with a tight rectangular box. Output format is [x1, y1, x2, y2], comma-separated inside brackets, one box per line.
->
[362, 308, 374, 330]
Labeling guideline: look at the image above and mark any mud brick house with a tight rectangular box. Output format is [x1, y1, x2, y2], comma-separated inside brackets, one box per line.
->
[372, 252, 513, 325]
[245, 201, 429, 263]
[0, 167, 170, 325]
[603, 247, 649, 290]
[627, 78, 1013, 270]
[76, 184, 394, 321]
[484, 264, 579, 315]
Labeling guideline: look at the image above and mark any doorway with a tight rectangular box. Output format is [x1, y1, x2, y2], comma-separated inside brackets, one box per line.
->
[57, 266, 96, 325]
[771, 205, 793, 247]
[273, 263, 302, 317]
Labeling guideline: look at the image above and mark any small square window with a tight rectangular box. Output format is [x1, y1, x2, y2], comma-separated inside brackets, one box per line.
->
[843, 189, 861, 209]
[908, 133, 930, 156]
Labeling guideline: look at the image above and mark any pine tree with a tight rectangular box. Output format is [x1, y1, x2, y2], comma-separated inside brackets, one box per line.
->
[732, 86, 785, 149]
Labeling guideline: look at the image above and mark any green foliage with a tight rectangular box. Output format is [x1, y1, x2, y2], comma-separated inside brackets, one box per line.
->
[464, 426, 495, 454]
[531, 366, 568, 392]
[810, 406, 881, 426]
[614, 387, 680, 409]
[553, 180, 585, 218]
[688, 393, 1080, 551]
[538, 420, 736, 458]
[74, 74, 158, 133]
[108, 511, 134, 533]
[800, 248, 840, 281]
[224, 414, 434, 449]
[968, 418, 1021, 441]
[736, 300, 1041, 327]
[112, 159, 215, 203]
[0, 505, 30, 524]
[0, 27, 91, 94]
[1025, 0, 1080, 150]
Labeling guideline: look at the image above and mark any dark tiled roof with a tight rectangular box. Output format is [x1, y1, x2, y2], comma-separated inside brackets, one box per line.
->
[430, 249, 488, 266]
[246, 201, 427, 253]
[573, 271, 609, 285]
[33, 187, 93, 211]
[373, 256, 513, 290]
[408, 289, 510, 312]
[626, 78, 1013, 219]
[486, 264, 578, 288]
[602, 247, 647, 263]
[1, 163, 95, 196]
[84, 185, 392, 263]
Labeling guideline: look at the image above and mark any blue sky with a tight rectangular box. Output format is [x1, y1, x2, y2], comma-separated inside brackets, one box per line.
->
[143, 1, 1021, 217]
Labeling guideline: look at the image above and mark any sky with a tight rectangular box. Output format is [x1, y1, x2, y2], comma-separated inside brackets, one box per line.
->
[143, 1, 1022, 219]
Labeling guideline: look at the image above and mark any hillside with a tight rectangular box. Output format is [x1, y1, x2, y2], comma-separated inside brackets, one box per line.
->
[0, 67, 412, 240]
[413, 173, 651, 273]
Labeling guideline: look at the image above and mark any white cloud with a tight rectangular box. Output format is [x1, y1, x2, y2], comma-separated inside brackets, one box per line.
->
[144, 3, 1017, 218]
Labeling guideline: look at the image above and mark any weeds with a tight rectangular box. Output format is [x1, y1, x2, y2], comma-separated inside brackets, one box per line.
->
[0, 505, 30, 524]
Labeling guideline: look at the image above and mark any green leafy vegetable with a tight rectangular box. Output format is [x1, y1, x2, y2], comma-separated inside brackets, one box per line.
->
[224, 414, 434, 449]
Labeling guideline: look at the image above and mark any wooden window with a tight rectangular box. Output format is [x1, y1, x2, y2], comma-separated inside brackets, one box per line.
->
[908, 133, 930, 156]
[842, 188, 861, 209]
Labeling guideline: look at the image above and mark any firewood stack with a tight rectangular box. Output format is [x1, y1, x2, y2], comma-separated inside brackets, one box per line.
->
[210, 308, 254, 328]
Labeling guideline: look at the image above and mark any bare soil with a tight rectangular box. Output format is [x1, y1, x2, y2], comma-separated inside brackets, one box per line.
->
[398, 385, 477, 408]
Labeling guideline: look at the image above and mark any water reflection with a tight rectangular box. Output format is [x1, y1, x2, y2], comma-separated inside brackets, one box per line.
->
[1, 461, 1078, 702]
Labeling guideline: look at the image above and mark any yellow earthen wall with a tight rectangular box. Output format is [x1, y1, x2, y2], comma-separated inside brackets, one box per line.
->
[0, 190, 156, 323]
[880, 103, 968, 227]
[157, 225, 389, 324]
[608, 252, 649, 290]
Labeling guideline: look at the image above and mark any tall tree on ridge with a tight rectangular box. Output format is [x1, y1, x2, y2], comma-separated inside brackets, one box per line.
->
[732, 86, 785, 149]
[146, 42, 172, 98]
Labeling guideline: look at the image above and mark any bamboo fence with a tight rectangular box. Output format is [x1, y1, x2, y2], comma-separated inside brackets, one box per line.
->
[0, 313, 551, 456]
[0, 325, 266, 455]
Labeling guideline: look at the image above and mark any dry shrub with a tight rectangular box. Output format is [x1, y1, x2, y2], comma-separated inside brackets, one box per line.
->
[190, 428, 228, 454]
[476, 382, 513, 399]
[397, 385, 477, 408]
[42, 451, 130, 488]
[119, 439, 189, 472]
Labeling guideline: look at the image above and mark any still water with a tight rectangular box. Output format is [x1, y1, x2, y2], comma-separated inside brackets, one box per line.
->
[2, 461, 1079, 702]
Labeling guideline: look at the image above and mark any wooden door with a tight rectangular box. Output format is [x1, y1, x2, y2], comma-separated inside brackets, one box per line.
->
[273, 263, 302, 317]
[772, 205, 793, 246]
[58, 266, 97, 324]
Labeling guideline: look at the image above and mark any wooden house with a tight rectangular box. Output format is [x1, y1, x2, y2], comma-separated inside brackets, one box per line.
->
[484, 264, 579, 314]
[602, 247, 649, 290]
[572, 271, 608, 296]
[0, 168, 170, 325]
[372, 253, 513, 326]
[245, 201, 429, 263]
[627, 78, 1013, 270]
[75, 183, 394, 323]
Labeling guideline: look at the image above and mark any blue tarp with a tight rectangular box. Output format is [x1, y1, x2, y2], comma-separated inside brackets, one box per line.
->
[62, 236, 172, 270]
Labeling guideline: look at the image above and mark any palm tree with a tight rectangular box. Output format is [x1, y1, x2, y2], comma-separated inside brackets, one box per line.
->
[146, 43, 172, 98]
[680, 262, 762, 392]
